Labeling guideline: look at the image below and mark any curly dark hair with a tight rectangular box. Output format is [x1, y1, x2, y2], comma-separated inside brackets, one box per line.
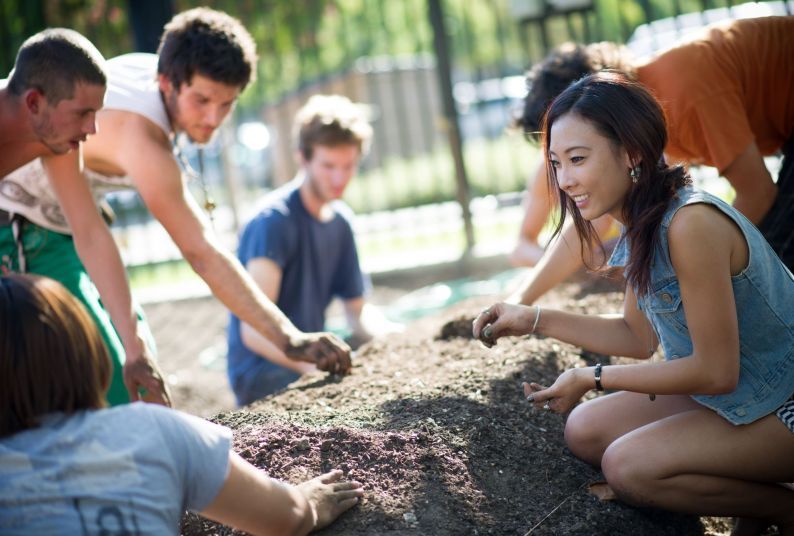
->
[518, 42, 635, 143]
[157, 7, 257, 90]
[543, 72, 690, 297]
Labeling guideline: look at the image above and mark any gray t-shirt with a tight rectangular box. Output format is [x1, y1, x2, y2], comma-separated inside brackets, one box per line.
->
[0, 403, 231, 534]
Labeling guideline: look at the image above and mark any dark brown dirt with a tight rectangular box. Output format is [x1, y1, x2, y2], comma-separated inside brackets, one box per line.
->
[178, 274, 741, 536]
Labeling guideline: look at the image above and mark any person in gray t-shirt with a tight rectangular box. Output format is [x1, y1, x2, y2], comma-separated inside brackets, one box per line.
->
[0, 274, 364, 535]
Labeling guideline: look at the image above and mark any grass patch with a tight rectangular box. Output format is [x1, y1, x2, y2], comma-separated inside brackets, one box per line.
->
[128, 260, 201, 291]
[129, 208, 523, 292]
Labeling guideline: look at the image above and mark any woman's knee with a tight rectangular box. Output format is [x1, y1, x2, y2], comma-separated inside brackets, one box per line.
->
[564, 403, 608, 465]
[601, 439, 652, 505]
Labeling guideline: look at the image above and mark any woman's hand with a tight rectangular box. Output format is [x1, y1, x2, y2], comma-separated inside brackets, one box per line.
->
[298, 470, 363, 531]
[472, 302, 538, 347]
[523, 367, 592, 414]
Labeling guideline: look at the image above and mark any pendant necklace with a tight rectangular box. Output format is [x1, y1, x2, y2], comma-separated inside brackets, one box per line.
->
[162, 90, 217, 227]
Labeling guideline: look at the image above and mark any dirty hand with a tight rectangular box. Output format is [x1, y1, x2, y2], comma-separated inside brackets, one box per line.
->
[287, 332, 352, 374]
[472, 302, 537, 348]
[298, 469, 364, 531]
[522, 368, 590, 414]
[123, 346, 172, 406]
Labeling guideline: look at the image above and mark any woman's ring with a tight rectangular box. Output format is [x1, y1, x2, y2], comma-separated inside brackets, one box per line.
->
[543, 402, 551, 411]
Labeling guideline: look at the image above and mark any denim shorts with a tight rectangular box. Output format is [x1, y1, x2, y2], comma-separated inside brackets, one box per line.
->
[776, 394, 794, 434]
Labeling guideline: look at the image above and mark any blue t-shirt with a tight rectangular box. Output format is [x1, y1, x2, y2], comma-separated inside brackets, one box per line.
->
[0, 403, 231, 534]
[226, 181, 365, 386]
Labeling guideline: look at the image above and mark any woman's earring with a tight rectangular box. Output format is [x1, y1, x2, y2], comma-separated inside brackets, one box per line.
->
[629, 166, 640, 184]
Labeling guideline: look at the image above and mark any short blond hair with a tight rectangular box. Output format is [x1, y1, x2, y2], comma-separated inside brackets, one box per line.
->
[293, 95, 373, 160]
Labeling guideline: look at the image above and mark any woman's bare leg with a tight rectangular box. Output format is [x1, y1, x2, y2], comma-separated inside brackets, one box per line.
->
[564, 391, 701, 466]
[600, 407, 794, 529]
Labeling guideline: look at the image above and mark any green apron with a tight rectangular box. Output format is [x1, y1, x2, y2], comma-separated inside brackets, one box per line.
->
[0, 219, 154, 406]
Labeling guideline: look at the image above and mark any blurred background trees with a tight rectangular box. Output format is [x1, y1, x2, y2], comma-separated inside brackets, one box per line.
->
[2, 0, 784, 282]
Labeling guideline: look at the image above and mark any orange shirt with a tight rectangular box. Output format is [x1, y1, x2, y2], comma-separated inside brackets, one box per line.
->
[636, 16, 794, 172]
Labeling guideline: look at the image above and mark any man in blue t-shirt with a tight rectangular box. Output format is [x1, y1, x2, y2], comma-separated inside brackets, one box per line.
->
[227, 95, 375, 406]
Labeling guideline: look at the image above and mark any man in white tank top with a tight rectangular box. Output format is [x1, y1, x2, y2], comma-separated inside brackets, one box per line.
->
[0, 28, 169, 407]
[2, 8, 354, 387]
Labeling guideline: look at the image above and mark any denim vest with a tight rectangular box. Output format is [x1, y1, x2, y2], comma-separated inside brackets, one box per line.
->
[608, 187, 794, 425]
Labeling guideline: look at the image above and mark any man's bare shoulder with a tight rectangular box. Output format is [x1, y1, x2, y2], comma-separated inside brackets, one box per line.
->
[84, 110, 174, 178]
[98, 109, 171, 148]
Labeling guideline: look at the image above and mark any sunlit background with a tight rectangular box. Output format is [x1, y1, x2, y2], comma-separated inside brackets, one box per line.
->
[1, 0, 787, 305]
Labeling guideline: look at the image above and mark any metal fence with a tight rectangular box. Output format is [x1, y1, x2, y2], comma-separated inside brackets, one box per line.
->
[2, 0, 791, 278]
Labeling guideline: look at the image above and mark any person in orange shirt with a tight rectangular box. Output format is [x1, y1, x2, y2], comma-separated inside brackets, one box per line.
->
[510, 16, 794, 305]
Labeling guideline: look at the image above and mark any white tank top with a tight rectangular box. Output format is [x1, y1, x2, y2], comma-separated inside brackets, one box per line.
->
[0, 53, 171, 234]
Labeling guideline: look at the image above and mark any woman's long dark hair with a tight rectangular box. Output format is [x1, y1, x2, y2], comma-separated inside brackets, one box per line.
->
[542, 72, 690, 296]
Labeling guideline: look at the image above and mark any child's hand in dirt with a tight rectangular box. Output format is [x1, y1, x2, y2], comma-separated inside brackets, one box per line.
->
[472, 302, 536, 347]
[522, 367, 591, 414]
[298, 470, 364, 531]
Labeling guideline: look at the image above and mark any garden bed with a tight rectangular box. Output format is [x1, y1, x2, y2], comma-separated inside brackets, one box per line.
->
[180, 275, 735, 535]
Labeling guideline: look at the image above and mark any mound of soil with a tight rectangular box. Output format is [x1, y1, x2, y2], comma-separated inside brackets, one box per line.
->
[181, 275, 735, 535]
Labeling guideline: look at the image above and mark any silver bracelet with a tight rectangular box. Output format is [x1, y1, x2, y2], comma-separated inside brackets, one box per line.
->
[530, 305, 541, 334]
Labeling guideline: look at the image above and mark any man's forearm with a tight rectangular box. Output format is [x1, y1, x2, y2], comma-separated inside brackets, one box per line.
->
[73, 224, 144, 357]
[240, 323, 316, 374]
[41, 151, 144, 359]
[186, 238, 301, 350]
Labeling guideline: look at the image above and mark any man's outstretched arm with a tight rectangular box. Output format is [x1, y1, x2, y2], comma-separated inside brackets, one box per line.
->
[119, 119, 351, 372]
[43, 151, 171, 405]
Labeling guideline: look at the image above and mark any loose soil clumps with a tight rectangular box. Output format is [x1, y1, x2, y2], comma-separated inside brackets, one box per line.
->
[182, 276, 734, 535]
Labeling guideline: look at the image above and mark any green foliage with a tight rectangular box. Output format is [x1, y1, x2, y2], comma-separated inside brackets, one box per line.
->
[4, 0, 764, 88]
[344, 135, 539, 214]
[3, 0, 754, 107]
[2, 0, 754, 222]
